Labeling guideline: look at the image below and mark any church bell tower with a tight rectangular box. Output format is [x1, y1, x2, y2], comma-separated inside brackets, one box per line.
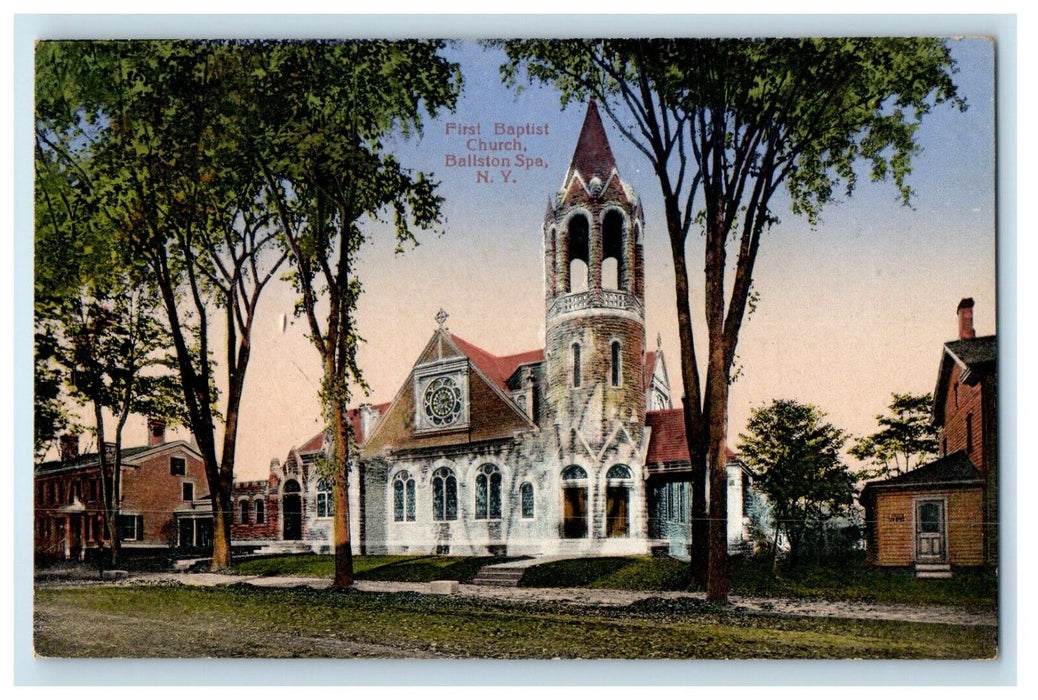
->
[543, 101, 646, 448]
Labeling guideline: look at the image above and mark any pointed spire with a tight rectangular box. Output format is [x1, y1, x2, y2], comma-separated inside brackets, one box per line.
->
[568, 100, 617, 181]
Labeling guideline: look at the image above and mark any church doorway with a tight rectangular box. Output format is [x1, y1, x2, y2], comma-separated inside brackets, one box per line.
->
[561, 466, 588, 539]
[283, 480, 302, 541]
[605, 465, 633, 538]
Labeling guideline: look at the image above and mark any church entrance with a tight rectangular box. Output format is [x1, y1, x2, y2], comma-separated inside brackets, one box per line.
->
[605, 465, 633, 538]
[561, 466, 588, 539]
[606, 487, 629, 537]
[283, 480, 302, 541]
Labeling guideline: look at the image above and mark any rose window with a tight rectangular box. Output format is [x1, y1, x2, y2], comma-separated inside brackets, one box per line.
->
[423, 376, 463, 427]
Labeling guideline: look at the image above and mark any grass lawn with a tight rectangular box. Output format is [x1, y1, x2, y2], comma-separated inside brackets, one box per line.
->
[231, 553, 997, 608]
[232, 554, 517, 583]
[34, 584, 997, 659]
[520, 555, 998, 608]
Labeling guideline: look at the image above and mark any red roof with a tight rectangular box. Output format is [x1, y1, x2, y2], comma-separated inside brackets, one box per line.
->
[644, 350, 657, 386]
[297, 401, 392, 453]
[449, 334, 544, 392]
[645, 408, 736, 465]
[569, 100, 617, 181]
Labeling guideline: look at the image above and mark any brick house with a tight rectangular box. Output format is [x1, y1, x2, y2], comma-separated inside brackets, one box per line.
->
[861, 299, 997, 575]
[34, 419, 208, 561]
[234, 102, 755, 557]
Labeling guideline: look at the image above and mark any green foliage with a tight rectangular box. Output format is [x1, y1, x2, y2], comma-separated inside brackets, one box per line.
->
[851, 392, 940, 479]
[738, 399, 856, 565]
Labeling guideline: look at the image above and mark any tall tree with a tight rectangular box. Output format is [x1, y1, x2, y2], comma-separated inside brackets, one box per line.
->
[35, 41, 286, 569]
[499, 38, 962, 600]
[738, 399, 856, 567]
[851, 392, 939, 479]
[252, 41, 461, 587]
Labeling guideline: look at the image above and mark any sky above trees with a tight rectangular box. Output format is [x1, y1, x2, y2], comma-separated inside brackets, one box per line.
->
[25, 33, 997, 482]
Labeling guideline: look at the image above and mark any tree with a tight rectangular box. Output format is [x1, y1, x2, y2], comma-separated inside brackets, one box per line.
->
[35, 41, 286, 569]
[499, 38, 962, 600]
[252, 41, 461, 587]
[738, 399, 856, 567]
[850, 392, 939, 479]
[35, 69, 184, 565]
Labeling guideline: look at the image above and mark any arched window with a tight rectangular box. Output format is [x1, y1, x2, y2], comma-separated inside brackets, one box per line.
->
[606, 464, 633, 480]
[239, 500, 250, 524]
[393, 470, 416, 522]
[475, 464, 502, 520]
[520, 482, 535, 519]
[432, 467, 458, 522]
[572, 343, 582, 388]
[602, 209, 626, 291]
[610, 340, 622, 387]
[254, 499, 265, 524]
[565, 214, 590, 293]
[317, 479, 333, 518]
[562, 465, 588, 481]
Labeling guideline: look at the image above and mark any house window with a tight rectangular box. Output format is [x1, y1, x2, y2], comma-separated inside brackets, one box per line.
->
[432, 467, 458, 521]
[254, 500, 265, 524]
[117, 514, 143, 541]
[317, 479, 333, 518]
[240, 500, 250, 524]
[170, 457, 186, 476]
[475, 464, 502, 520]
[611, 341, 622, 387]
[520, 482, 535, 519]
[954, 383, 959, 408]
[966, 413, 974, 454]
[182, 482, 194, 501]
[393, 471, 416, 522]
[572, 344, 581, 388]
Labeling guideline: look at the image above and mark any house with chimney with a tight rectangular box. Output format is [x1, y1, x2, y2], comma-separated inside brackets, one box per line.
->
[861, 299, 998, 576]
[34, 419, 207, 561]
[230, 102, 758, 559]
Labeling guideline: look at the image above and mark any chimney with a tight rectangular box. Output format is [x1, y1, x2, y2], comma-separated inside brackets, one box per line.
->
[148, 417, 166, 447]
[957, 298, 976, 340]
[360, 404, 381, 443]
[59, 433, 79, 462]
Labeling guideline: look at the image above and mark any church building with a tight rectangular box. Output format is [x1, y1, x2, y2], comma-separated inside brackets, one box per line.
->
[233, 102, 754, 559]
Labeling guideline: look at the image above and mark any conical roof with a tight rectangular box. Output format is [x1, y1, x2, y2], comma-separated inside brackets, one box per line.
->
[568, 100, 617, 180]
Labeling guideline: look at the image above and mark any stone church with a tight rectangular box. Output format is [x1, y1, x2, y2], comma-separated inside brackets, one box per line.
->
[232, 102, 755, 558]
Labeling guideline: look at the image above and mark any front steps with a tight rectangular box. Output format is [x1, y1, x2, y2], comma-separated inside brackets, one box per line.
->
[915, 563, 953, 579]
[254, 541, 313, 556]
[471, 564, 527, 587]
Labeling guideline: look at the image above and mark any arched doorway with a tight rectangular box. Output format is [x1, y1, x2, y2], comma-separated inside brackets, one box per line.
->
[605, 465, 633, 538]
[561, 465, 588, 539]
[282, 480, 302, 541]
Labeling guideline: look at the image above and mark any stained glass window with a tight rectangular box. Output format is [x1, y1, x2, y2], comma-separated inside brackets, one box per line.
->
[520, 482, 534, 519]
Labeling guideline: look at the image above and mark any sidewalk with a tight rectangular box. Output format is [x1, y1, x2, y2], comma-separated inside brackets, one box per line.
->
[52, 570, 997, 628]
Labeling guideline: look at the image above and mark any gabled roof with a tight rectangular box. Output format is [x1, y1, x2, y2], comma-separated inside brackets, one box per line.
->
[861, 451, 982, 494]
[449, 334, 543, 392]
[36, 442, 197, 476]
[568, 100, 617, 182]
[933, 334, 997, 424]
[643, 351, 657, 387]
[644, 408, 736, 465]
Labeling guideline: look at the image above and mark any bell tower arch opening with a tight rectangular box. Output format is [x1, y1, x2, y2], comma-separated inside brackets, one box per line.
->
[564, 214, 590, 293]
[601, 209, 626, 291]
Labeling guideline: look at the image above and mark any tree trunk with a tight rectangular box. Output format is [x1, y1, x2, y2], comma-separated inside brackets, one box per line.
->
[331, 394, 354, 588]
[705, 363, 730, 602]
[210, 489, 232, 569]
